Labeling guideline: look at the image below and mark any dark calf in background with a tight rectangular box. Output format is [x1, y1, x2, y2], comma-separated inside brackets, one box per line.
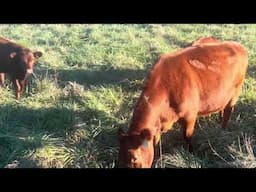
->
[0, 37, 42, 100]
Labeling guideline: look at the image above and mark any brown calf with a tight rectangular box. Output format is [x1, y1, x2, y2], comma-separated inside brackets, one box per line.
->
[118, 40, 248, 168]
[0, 37, 42, 100]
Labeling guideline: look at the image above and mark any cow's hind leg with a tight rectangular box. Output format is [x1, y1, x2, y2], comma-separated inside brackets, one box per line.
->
[219, 110, 224, 123]
[222, 80, 244, 129]
[180, 116, 197, 152]
[19, 79, 26, 97]
[221, 103, 234, 129]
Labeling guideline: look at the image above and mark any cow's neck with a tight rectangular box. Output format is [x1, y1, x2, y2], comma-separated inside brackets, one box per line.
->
[128, 89, 167, 135]
[128, 88, 179, 146]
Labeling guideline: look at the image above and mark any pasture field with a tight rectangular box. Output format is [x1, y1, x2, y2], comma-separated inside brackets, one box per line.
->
[0, 24, 256, 168]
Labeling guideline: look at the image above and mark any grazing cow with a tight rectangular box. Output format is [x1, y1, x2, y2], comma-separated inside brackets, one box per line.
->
[118, 40, 248, 168]
[0, 37, 43, 100]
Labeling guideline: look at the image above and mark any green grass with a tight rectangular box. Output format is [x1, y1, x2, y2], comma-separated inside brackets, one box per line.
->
[0, 24, 256, 168]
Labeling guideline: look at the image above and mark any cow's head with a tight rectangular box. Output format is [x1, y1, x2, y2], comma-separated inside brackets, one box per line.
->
[9, 48, 43, 99]
[9, 49, 43, 79]
[118, 128, 154, 168]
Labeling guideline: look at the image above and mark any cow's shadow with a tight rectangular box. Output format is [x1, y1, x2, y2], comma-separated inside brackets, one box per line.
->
[0, 103, 76, 168]
[0, 101, 121, 168]
[34, 65, 147, 90]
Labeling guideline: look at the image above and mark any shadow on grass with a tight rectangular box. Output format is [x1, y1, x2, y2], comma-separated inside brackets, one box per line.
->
[34, 66, 147, 90]
[0, 103, 75, 168]
[247, 64, 256, 79]
[0, 100, 122, 168]
[71, 107, 122, 167]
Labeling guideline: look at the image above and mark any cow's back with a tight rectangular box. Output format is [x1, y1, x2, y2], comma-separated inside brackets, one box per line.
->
[145, 41, 248, 117]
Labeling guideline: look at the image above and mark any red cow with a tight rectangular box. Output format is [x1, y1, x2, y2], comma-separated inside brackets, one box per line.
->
[0, 37, 42, 100]
[118, 40, 248, 168]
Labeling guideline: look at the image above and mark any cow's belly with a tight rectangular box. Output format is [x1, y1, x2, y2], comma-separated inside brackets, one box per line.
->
[198, 93, 232, 116]
[198, 106, 222, 116]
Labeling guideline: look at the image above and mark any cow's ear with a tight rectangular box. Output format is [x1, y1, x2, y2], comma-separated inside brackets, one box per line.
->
[10, 52, 17, 58]
[140, 129, 152, 141]
[33, 51, 43, 58]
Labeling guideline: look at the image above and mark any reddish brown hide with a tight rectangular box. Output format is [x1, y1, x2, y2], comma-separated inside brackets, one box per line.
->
[0, 37, 42, 100]
[118, 38, 248, 168]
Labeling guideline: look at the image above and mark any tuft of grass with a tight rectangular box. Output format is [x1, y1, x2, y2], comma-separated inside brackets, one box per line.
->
[154, 147, 207, 168]
[26, 134, 67, 168]
[228, 133, 256, 168]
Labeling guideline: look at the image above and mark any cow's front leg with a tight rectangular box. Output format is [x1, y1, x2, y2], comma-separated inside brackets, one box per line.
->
[19, 79, 26, 97]
[181, 116, 197, 153]
[12, 78, 21, 100]
[0, 73, 5, 87]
